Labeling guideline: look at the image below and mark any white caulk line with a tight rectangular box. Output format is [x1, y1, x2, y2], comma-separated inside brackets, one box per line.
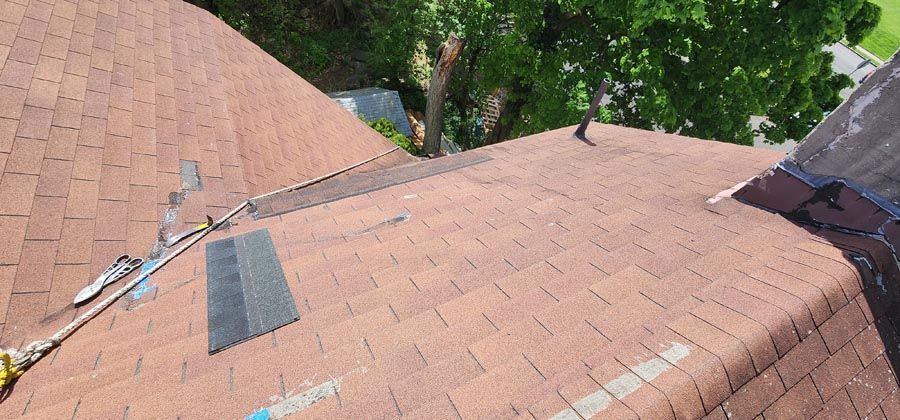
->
[246, 366, 367, 419]
[552, 342, 690, 419]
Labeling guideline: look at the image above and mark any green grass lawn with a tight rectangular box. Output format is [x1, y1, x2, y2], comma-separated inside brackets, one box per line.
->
[860, 0, 900, 60]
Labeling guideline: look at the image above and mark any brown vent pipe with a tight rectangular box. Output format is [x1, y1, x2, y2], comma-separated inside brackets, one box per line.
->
[575, 79, 610, 139]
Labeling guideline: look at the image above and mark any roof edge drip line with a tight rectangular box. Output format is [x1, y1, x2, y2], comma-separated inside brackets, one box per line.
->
[734, 192, 899, 269]
[0, 146, 403, 377]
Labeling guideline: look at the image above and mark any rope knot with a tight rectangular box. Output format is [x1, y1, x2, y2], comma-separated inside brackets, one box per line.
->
[4, 339, 60, 373]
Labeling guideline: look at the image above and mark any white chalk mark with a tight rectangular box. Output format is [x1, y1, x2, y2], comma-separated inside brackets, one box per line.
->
[631, 357, 670, 382]
[603, 372, 642, 400]
[572, 389, 613, 418]
[659, 342, 691, 365]
[552, 342, 690, 419]
[250, 366, 367, 419]
[549, 408, 582, 420]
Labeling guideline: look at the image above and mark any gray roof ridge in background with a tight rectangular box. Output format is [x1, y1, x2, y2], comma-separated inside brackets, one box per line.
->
[789, 52, 900, 207]
[328, 87, 414, 137]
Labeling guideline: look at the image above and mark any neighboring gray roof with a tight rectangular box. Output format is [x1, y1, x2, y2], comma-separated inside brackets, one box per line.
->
[735, 53, 900, 263]
[790, 52, 899, 210]
[328, 87, 414, 137]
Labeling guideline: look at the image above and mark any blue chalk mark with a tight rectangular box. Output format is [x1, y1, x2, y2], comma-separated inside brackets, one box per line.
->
[131, 259, 159, 299]
[246, 408, 271, 420]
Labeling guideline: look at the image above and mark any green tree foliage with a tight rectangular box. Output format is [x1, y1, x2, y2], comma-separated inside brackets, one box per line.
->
[363, 117, 420, 155]
[460, 0, 879, 145]
[188, 0, 386, 84]
[191, 0, 880, 147]
[846, 1, 883, 45]
[364, 0, 437, 110]
[432, 0, 507, 148]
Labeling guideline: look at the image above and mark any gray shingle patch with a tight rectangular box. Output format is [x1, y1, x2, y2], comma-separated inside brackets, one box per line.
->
[206, 229, 299, 354]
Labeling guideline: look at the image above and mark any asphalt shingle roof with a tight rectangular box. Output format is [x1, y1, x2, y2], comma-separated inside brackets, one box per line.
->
[0, 0, 414, 347]
[1, 0, 898, 418]
[2, 121, 897, 418]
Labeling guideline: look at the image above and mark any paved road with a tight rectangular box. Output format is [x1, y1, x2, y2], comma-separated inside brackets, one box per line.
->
[825, 43, 878, 97]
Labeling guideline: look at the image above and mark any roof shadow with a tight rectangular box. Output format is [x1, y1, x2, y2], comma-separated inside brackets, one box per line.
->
[0, 376, 17, 403]
[573, 134, 597, 146]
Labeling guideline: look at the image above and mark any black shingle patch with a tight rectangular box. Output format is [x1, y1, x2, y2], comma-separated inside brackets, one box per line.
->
[250, 151, 492, 219]
[206, 229, 299, 354]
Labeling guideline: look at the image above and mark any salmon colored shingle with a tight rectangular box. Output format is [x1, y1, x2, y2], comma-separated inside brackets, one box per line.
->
[0, 1, 896, 419]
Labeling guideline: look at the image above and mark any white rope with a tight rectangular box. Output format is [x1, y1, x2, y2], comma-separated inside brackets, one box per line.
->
[1, 146, 401, 372]
[6, 202, 248, 371]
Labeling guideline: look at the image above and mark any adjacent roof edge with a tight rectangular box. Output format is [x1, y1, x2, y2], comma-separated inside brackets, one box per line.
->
[549, 230, 897, 420]
[788, 52, 899, 207]
[735, 53, 900, 263]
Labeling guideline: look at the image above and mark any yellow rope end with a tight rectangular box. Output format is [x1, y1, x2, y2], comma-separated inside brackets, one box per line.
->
[1, 352, 24, 388]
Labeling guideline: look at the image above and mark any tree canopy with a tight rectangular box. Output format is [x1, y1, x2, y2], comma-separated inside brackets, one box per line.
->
[190, 0, 880, 147]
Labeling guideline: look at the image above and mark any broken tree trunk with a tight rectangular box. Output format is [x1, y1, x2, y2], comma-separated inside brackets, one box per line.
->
[423, 34, 465, 156]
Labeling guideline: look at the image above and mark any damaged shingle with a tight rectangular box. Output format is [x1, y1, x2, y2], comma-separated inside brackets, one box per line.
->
[180, 160, 203, 191]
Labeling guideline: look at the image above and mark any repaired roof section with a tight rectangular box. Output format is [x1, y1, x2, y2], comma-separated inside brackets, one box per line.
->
[2, 123, 897, 419]
[734, 53, 900, 260]
[0, 0, 414, 345]
[206, 228, 298, 354]
[250, 150, 492, 219]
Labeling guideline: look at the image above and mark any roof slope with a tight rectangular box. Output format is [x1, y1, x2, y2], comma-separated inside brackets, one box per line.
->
[1, 123, 895, 419]
[0, 0, 414, 344]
